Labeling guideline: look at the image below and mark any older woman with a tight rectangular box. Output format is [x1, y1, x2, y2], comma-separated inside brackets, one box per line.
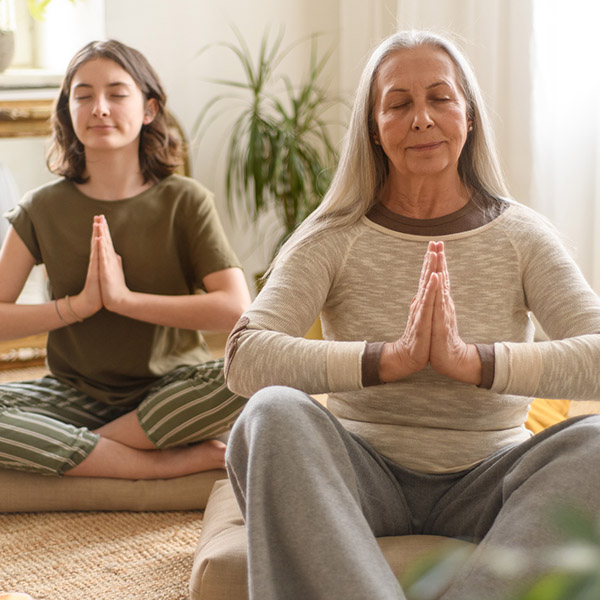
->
[224, 30, 600, 600]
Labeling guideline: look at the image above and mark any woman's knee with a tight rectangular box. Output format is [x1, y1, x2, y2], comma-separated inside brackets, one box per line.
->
[506, 415, 600, 500]
[227, 386, 323, 459]
[235, 386, 317, 426]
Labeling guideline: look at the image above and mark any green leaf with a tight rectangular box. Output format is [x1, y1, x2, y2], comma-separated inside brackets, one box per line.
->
[26, 0, 76, 21]
[516, 573, 600, 600]
[193, 25, 347, 261]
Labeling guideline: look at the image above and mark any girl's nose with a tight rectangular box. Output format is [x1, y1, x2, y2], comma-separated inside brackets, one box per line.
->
[92, 96, 109, 117]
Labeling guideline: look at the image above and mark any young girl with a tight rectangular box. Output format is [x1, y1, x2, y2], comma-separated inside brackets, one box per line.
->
[0, 40, 251, 479]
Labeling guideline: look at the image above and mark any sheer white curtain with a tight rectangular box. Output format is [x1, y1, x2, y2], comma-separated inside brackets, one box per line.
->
[531, 1, 600, 293]
[337, 1, 600, 290]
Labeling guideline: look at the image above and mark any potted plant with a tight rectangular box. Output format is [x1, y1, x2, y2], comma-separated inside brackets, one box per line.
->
[0, 0, 77, 72]
[193, 26, 346, 270]
[402, 503, 600, 600]
[0, 0, 16, 72]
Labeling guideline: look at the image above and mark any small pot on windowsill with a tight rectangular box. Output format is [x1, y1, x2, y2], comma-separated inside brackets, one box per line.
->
[0, 29, 15, 73]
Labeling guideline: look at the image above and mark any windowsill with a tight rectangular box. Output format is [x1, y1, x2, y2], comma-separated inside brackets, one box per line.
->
[0, 68, 63, 93]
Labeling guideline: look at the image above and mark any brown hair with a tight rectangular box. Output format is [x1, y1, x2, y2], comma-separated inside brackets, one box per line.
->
[47, 39, 184, 184]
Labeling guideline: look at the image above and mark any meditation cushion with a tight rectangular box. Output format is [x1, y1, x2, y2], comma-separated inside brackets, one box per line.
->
[525, 398, 570, 434]
[190, 399, 600, 600]
[189, 479, 475, 600]
[0, 468, 226, 512]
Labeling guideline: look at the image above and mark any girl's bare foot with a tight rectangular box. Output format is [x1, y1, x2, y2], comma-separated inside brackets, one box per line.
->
[191, 439, 227, 471]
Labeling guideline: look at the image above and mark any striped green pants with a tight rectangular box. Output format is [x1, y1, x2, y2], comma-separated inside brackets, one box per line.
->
[0, 359, 247, 476]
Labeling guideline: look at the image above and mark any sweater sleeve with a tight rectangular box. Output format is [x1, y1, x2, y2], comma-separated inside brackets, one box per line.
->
[225, 230, 367, 398]
[490, 211, 600, 400]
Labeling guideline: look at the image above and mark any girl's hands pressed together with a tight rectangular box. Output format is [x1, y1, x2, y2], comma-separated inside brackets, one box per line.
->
[69, 221, 103, 320]
[379, 241, 482, 385]
[94, 215, 130, 312]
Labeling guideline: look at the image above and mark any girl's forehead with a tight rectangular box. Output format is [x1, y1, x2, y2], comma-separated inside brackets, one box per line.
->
[71, 58, 136, 86]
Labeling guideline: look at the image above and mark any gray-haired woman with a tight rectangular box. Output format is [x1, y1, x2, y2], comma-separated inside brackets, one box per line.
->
[225, 30, 600, 600]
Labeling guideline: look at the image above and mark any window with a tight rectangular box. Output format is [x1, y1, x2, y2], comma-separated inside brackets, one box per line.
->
[2, 0, 105, 75]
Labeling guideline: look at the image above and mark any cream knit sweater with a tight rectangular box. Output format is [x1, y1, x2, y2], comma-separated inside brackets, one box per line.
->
[226, 202, 600, 473]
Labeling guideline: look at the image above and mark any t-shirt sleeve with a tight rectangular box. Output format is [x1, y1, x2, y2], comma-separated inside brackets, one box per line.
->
[181, 182, 241, 285]
[4, 196, 43, 264]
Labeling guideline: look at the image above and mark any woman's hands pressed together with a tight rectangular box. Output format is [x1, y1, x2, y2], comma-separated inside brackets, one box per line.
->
[379, 241, 483, 386]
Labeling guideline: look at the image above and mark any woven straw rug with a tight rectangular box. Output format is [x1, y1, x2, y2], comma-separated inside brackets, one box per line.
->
[0, 510, 203, 599]
[0, 366, 205, 600]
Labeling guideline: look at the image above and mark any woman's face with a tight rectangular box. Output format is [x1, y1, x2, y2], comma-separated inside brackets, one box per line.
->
[372, 46, 471, 185]
[68, 58, 157, 155]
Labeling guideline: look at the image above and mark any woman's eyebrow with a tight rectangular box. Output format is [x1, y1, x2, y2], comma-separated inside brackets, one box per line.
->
[386, 80, 453, 94]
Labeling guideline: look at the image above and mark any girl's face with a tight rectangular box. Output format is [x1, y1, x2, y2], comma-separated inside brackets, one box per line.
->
[68, 58, 157, 155]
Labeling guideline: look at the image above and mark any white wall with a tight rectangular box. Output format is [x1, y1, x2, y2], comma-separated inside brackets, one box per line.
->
[104, 0, 344, 292]
[0, 0, 539, 293]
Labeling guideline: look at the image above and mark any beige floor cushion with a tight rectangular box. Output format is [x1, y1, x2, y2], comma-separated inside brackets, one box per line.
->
[0, 467, 227, 512]
[190, 479, 475, 600]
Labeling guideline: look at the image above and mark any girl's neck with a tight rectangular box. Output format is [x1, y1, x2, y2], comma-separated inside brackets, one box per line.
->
[76, 148, 152, 201]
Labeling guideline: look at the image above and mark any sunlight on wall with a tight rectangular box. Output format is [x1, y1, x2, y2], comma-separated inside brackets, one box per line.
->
[34, 0, 105, 71]
[531, 0, 600, 291]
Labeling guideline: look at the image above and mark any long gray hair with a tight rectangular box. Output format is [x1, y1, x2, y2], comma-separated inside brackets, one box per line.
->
[270, 29, 509, 272]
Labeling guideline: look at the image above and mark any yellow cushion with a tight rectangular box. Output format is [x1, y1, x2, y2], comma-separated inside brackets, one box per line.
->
[525, 399, 570, 434]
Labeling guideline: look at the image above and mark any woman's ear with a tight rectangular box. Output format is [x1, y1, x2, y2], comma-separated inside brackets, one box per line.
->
[143, 98, 159, 125]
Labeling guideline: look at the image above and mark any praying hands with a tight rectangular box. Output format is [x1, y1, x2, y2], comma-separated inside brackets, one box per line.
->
[378, 240, 483, 386]
[69, 215, 130, 320]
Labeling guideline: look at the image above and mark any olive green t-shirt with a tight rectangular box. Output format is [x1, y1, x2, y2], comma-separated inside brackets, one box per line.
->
[6, 175, 241, 407]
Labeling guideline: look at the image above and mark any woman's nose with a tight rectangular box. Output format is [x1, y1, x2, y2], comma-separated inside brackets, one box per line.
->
[411, 106, 434, 131]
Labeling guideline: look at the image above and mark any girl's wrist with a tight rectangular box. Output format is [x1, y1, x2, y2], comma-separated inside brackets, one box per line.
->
[64, 295, 84, 323]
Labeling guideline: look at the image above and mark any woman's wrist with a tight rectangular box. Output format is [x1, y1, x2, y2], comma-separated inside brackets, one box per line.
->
[452, 344, 483, 386]
[378, 341, 423, 383]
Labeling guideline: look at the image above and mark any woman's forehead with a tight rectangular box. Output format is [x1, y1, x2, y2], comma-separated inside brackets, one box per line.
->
[376, 46, 459, 89]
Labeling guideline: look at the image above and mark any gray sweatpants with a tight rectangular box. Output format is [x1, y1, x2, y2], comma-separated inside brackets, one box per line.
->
[226, 386, 600, 600]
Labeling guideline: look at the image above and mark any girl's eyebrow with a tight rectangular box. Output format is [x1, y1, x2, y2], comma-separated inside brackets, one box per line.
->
[72, 81, 132, 90]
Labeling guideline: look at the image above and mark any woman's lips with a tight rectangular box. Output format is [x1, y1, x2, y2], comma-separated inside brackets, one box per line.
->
[408, 141, 443, 151]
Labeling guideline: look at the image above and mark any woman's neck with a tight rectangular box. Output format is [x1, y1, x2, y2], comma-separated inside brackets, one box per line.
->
[380, 172, 470, 219]
[76, 148, 152, 201]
